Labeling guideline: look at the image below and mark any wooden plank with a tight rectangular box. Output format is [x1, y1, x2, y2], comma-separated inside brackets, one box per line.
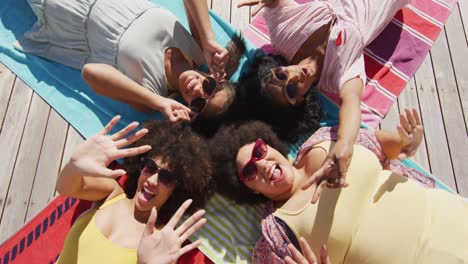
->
[457, 2, 468, 45]
[0, 93, 50, 243]
[398, 78, 431, 170]
[432, 21, 468, 196]
[211, 0, 231, 22]
[413, 53, 456, 190]
[445, 5, 468, 131]
[380, 99, 400, 132]
[0, 79, 33, 229]
[25, 110, 68, 222]
[0, 63, 16, 131]
[61, 125, 85, 171]
[55, 125, 84, 197]
[230, 0, 251, 30]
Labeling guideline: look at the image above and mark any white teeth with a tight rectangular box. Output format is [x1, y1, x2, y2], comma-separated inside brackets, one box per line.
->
[269, 164, 277, 179]
[143, 186, 155, 195]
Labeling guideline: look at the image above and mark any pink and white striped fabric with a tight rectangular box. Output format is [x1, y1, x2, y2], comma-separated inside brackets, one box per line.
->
[241, 0, 459, 128]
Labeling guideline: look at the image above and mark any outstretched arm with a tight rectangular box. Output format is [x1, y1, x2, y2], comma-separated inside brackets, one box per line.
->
[332, 77, 363, 183]
[237, 0, 280, 17]
[301, 78, 362, 202]
[82, 63, 191, 123]
[183, 0, 228, 80]
[56, 116, 151, 201]
[375, 108, 424, 160]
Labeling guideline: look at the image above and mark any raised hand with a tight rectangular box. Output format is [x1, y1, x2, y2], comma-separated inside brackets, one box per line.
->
[202, 39, 228, 81]
[69, 115, 151, 178]
[137, 199, 207, 264]
[397, 108, 423, 160]
[301, 140, 352, 203]
[159, 97, 192, 124]
[237, 0, 278, 17]
[284, 238, 331, 264]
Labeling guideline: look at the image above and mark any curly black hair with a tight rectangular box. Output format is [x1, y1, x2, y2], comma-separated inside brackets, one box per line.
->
[208, 120, 288, 204]
[124, 120, 213, 224]
[236, 52, 322, 143]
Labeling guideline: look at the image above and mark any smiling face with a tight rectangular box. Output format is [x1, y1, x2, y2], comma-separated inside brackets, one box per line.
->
[265, 61, 318, 107]
[134, 156, 176, 213]
[236, 141, 295, 201]
[178, 70, 229, 117]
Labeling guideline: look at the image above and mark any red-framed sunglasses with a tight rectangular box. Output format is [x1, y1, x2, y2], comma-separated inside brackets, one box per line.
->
[189, 75, 218, 114]
[239, 139, 268, 182]
[138, 157, 177, 186]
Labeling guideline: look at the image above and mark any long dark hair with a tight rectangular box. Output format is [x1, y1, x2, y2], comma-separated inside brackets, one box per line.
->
[236, 52, 322, 143]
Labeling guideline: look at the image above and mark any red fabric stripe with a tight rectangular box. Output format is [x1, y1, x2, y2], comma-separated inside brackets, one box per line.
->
[394, 8, 442, 41]
[364, 55, 407, 96]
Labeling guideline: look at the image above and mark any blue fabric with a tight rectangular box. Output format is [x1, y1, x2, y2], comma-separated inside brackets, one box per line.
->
[0, 0, 453, 194]
[0, 0, 255, 137]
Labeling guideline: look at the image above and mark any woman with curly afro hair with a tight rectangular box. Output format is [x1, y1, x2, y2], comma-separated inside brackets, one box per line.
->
[209, 115, 465, 264]
[55, 116, 213, 263]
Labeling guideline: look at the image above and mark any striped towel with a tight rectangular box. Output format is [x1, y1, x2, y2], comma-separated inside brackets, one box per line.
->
[241, 0, 459, 128]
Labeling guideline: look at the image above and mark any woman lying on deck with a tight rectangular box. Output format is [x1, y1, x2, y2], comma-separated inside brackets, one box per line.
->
[55, 116, 213, 263]
[209, 110, 467, 263]
[16, 0, 245, 123]
[237, 0, 411, 189]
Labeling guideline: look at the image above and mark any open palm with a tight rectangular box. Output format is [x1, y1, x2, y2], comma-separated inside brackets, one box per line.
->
[137, 200, 206, 264]
[70, 115, 151, 178]
[397, 108, 424, 160]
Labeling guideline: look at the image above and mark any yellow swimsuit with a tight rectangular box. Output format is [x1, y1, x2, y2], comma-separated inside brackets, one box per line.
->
[56, 194, 137, 264]
[274, 141, 467, 263]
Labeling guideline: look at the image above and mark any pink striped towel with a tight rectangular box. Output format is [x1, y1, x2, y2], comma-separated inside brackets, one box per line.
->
[241, 0, 459, 127]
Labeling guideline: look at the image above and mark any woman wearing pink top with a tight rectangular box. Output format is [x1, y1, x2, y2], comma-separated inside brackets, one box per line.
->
[238, 0, 410, 191]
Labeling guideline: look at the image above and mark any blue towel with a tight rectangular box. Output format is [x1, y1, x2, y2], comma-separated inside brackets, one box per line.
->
[0, 0, 254, 137]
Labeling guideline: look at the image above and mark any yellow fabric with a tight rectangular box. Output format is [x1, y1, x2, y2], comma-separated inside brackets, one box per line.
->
[56, 194, 137, 264]
[274, 141, 467, 264]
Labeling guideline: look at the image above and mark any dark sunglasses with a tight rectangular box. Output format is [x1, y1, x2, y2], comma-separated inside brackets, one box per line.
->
[271, 67, 299, 105]
[240, 139, 268, 182]
[189, 76, 218, 114]
[138, 157, 177, 186]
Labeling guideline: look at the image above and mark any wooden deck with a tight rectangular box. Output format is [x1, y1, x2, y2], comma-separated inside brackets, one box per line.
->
[1, 0, 467, 244]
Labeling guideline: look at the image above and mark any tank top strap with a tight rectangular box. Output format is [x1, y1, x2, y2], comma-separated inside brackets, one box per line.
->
[98, 193, 127, 210]
[294, 135, 333, 166]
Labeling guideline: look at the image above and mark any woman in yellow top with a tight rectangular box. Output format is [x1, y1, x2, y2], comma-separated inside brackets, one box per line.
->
[209, 109, 467, 263]
[56, 116, 213, 264]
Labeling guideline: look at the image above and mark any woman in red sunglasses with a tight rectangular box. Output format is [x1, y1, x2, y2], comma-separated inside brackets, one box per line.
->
[55, 116, 214, 263]
[237, 0, 412, 195]
[16, 0, 245, 123]
[209, 110, 466, 263]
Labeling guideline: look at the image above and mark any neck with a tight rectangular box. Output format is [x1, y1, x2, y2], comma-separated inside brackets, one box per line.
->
[272, 167, 307, 204]
[290, 22, 331, 65]
[164, 48, 193, 93]
[130, 197, 151, 224]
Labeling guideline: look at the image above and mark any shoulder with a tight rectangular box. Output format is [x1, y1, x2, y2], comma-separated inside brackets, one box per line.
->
[296, 142, 330, 173]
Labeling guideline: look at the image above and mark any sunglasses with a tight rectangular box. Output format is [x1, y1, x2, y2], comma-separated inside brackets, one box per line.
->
[189, 75, 218, 114]
[270, 67, 299, 105]
[138, 157, 177, 186]
[240, 139, 268, 182]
